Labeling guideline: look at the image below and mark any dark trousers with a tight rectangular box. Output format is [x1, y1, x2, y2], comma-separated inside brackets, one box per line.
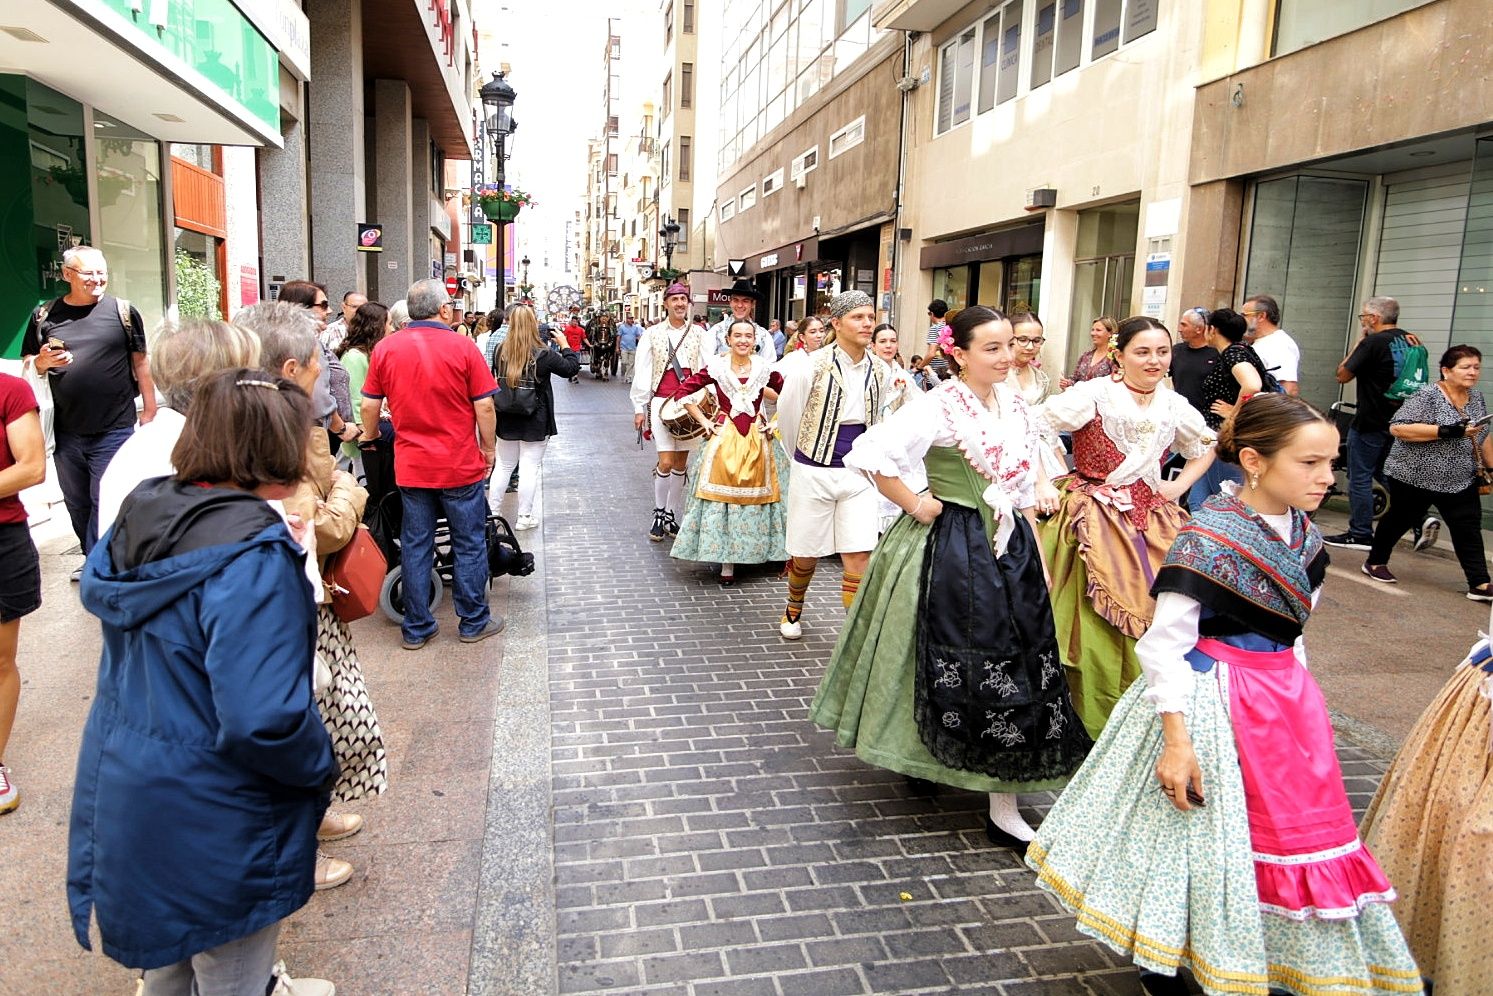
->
[1368, 477, 1489, 587]
[1346, 427, 1392, 539]
[54, 425, 134, 554]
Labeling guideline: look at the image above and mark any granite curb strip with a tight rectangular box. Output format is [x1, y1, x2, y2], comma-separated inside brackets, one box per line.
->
[467, 478, 559, 995]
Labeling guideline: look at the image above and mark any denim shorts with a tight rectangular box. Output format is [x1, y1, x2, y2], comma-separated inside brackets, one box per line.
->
[0, 522, 42, 623]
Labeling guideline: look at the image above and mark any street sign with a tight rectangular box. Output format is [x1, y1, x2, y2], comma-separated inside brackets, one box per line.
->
[471, 223, 493, 245]
[445, 276, 459, 296]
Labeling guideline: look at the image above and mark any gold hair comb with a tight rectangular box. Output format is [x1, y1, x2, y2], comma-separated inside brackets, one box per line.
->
[234, 378, 281, 390]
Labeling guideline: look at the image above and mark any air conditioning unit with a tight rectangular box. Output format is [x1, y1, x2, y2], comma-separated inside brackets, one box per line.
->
[794, 174, 807, 190]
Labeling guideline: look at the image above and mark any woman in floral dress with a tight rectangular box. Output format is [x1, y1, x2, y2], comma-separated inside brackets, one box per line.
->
[669, 319, 787, 585]
[1029, 394, 1421, 996]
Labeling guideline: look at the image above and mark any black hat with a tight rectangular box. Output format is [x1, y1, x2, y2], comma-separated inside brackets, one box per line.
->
[726, 279, 760, 301]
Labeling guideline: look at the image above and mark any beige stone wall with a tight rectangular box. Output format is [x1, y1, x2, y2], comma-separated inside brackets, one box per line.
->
[1191, 0, 1491, 185]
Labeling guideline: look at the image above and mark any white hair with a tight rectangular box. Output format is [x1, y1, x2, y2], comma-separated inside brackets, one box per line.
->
[62, 246, 105, 269]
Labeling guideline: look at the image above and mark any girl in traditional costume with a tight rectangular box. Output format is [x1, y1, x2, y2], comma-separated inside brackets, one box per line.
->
[810, 306, 1091, 848]
[1005, 310, 1068, 481]
[1027, 394, 1422, 996]
[1037, 317, 1216, 739]
[1360, 607, 1493, 995]
[670, 319, 787, 585]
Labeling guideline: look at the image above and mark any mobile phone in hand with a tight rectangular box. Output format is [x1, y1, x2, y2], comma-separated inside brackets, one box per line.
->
[1185, 783, 1206, 807]
[1469, 412, 1493, 430]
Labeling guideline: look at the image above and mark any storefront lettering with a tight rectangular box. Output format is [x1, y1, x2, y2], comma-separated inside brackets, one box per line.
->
[760, 252, 779, 267]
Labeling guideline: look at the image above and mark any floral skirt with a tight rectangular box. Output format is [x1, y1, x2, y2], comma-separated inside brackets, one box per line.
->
[1361, 644, 1493, 995]
[671, 433, 789, 566]
[315, 606, 388, 804]
[1027, 667, 1421, 995]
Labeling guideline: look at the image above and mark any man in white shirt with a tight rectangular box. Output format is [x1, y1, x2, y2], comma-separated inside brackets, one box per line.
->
[708, 280, 773, 357]
[774, 290, 891, 641]
[1242, 294, 1300, 396]
[631, 283, 710, 541]
[320, 290, 367, 352]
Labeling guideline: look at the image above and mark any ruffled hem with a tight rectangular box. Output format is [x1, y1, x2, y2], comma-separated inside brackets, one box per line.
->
[1254, 840, 1398, 921]
[1067, 490, 1151, 639]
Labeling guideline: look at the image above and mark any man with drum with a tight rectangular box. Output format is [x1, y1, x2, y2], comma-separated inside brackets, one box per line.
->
[773, 290, 891, 639]
[631, 283, 710, 541]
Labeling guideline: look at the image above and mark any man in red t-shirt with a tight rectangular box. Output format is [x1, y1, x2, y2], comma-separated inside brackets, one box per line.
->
[0, 370, 47, 814]
[359, 279, 502, 650]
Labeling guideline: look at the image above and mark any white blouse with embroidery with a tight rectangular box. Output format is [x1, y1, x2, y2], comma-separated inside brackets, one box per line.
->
[1037, 378, 1214, 489]
[846, 381, 1039, 551]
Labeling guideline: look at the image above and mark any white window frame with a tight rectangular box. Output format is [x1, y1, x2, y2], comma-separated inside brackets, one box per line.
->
[720, 199, 736, 223]
[761, 167, 785, 197]
[790, 145, 818, 181]
[738, 183, 757, 212]
[935, 26, 977, 136]
[828, 115, 865, 160]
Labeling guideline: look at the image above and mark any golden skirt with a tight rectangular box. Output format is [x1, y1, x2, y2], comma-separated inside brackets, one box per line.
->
[695, 421, 780, 506]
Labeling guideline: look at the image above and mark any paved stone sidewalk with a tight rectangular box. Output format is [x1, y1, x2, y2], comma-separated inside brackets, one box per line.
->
[537, 379, 1389, 996]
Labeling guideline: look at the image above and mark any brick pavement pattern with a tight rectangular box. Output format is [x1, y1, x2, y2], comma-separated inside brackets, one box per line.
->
[540, 379, 1391, 996]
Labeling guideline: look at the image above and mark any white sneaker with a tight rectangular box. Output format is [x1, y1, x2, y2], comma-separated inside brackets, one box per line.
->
[515, 514, 539, 531]
[0, 764, 17, 815]
[779, 616, 802, 641]
[269, 960, 335, 996]
[1413, 516, 1440, 552]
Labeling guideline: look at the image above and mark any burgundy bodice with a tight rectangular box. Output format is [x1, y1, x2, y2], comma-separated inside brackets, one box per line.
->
[673, 368, 784, 436]
[1069, 414, 1169, 529]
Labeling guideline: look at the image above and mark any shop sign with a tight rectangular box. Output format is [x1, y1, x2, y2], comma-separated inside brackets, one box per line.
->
[759, 252, 779, 268]
[357, 223, 383, 252]
[708, 289, 732, 305]
[470, 223, 493, 245]
[239, 264, 259, 308]
[918, 222, 1044, 270]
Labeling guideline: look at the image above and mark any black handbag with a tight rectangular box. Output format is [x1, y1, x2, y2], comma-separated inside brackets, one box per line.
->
[492, 348, 542, 416]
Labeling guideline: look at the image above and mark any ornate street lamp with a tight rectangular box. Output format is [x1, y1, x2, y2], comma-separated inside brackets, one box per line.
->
[658, 214, 682, 282]
[479, 72, 517, 309]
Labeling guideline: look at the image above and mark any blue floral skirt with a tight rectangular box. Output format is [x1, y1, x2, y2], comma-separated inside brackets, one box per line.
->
[670, 434, 789, 565]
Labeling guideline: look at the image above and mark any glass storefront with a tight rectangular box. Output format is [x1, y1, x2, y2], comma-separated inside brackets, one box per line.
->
[95, 112, 167, 329]
[1067, 200, 1139, 365]
[1241, 176, 1368, 411]
[932, 253, 1041, 316]
[1, 77, 89, 357]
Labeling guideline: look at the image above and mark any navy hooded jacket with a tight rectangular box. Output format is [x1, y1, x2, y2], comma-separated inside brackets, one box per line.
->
[67, 478, 336, 970]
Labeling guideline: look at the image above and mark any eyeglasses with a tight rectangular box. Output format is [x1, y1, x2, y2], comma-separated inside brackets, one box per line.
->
[1240, 309, 1260, 318]
[66, 268, 107, 281]
[1013, 336, 1046, 347]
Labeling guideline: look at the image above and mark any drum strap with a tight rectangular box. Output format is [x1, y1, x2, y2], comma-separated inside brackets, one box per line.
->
[664, 329, 687, 383]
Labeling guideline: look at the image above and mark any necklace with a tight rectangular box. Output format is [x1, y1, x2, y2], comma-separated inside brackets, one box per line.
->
[1122, 379, 1156, 396]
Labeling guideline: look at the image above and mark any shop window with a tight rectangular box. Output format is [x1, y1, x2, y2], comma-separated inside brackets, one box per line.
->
[1068, 201, 1139, 367]
[976, 261, 1006, 308]
[95, 111, 165, 328]
[828, 116, 865, 159]
[932, 266, 969, 312]
[1242, 175, 1368, 409]
[936, 27, 976, 135]
[1273, 0, 1434, 57]
[762, 167, 785, 197]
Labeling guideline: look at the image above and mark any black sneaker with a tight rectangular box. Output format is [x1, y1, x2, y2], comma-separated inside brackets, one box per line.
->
[1322, 532, 1372, 551]
[648, 509, 667, 542]
[664, 511, 680, 536]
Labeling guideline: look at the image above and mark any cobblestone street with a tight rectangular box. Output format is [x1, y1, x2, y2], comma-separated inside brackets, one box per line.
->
[536, 378, 1394, 996]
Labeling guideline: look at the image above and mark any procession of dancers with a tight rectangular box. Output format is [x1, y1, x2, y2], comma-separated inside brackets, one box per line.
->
[623, 285, 1489, 995]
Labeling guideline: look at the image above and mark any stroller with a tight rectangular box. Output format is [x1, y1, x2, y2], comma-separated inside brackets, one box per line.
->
[1325, 401, 1390, 523]
[365, 489, 535, 624]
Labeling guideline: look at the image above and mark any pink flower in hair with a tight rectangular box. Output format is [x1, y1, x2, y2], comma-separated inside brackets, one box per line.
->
[937, 325, 956, 356]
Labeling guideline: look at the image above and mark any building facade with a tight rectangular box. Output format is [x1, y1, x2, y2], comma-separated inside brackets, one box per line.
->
[877, 0, 1491, 411]
[712, 1, 899, 329]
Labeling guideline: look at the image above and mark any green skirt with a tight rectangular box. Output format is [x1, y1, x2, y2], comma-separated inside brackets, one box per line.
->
[809, 511, 1073, 794]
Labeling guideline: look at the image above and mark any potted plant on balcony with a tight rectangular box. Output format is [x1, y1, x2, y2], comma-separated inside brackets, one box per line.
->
[477, 184, 535, 223]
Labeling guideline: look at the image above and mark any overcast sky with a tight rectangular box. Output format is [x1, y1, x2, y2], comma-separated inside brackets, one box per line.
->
[475, 0, 612, 293]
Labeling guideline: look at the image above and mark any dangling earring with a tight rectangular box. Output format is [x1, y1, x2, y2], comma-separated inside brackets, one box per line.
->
[1250, 473, 1260, 491]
